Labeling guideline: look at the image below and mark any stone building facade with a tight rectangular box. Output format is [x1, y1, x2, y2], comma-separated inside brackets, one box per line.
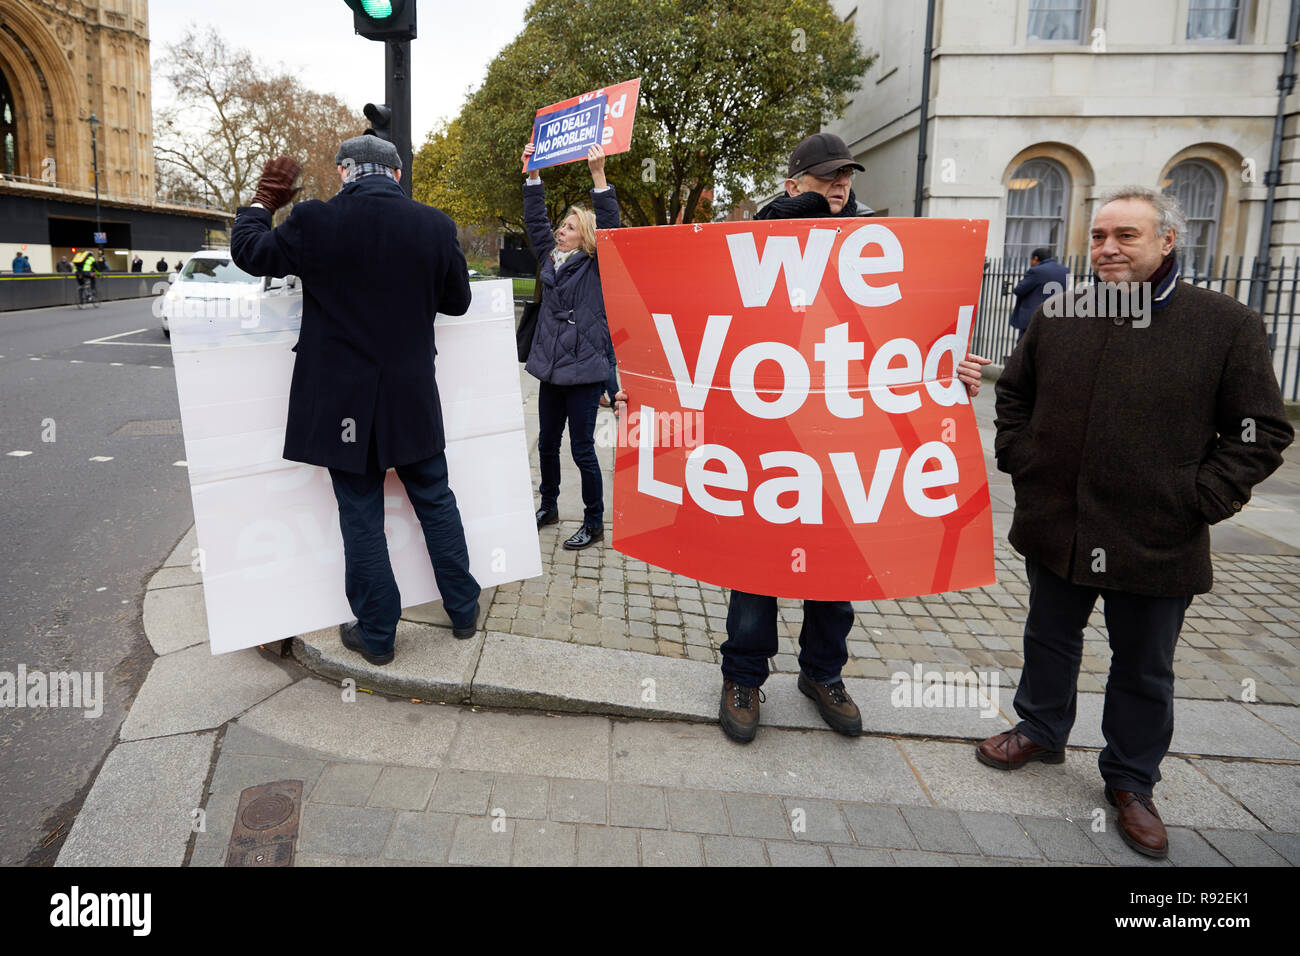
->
[824, 0, 1296, 275]
[0, 0, 225, 273]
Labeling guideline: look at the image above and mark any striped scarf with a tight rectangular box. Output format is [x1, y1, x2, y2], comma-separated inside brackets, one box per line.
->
[342, 162, 399, 186]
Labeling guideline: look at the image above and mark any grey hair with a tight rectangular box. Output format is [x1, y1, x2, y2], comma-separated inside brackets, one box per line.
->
[1093, 186, 1187, 249]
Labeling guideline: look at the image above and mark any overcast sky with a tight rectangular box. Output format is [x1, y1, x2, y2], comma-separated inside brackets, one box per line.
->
[148, 0, 533, 144]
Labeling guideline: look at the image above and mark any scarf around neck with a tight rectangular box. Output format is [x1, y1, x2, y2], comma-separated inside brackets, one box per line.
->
[551, 247, 579, 270]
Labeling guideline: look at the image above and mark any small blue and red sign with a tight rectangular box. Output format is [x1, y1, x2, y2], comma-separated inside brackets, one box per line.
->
[525, 95, 607, 171]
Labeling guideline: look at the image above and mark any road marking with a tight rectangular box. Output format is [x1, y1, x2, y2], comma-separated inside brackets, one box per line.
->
[88, 456, 113, 462]
[148, 365, 163, 369]
[95, 587, 106, 592]
[28, 356, 40, 361]
[69, 359, 84, 363]
[110, 362, 124, 366]
[7, 450, 33, 457]
[83, 328, 146, 343]
[81, 329, 169, 348]
[173, 460, 188, 467]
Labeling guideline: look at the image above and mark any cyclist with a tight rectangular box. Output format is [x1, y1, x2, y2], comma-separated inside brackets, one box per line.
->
[74, 251, 100, 302]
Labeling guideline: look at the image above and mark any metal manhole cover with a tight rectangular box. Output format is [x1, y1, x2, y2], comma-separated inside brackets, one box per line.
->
[225, 780, 302, 867]
[241, 793, 294, 830]
[110, 419, 182, 437]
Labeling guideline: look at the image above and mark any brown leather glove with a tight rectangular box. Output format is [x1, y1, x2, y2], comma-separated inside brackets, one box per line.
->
[251, 156, 303, 211]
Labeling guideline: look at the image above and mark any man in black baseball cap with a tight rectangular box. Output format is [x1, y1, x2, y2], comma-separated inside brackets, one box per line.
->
[718, 131, 990, 745]
[758, 132, 870, 220]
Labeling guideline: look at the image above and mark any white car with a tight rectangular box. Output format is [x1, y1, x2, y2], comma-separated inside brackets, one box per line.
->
[161, 249, 300, 336]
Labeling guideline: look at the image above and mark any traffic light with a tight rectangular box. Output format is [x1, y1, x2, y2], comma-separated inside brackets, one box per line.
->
[363, 103, 393, 141]
[343, 0, 417, 41]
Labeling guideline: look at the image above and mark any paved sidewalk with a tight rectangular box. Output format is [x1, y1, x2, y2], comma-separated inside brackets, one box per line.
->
[53, 367, 1300, 867]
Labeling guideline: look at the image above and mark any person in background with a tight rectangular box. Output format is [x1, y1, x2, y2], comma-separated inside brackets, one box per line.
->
[1010, 246, 1067, 343]
[156, 257, 168, 272]
[11, 251, 25, 273]
[131, 255, 143, 273]
[56, 256, 72, 274]
[173, 261, 182, 273]
[75, 250, 98, 293]
[520, 141, 625, 551]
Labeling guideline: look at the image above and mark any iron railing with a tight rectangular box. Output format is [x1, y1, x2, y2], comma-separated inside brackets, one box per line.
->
[972, 255, 1300, 402]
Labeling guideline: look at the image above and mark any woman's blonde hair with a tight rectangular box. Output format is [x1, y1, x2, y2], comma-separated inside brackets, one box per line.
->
[562, 205, 598, 256]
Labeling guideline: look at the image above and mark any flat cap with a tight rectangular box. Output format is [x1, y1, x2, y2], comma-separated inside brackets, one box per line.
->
[335, 134, 402, 171]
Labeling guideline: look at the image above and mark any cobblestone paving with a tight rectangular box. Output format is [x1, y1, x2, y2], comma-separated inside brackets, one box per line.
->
[499, 369, 1300, 706]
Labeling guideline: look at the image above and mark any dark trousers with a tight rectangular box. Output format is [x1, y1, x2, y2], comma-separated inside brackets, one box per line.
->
[1013, 556, 1191, 795]
[720, 590, 854, 687]
[537, 380, 603, 529]
[328, 437, 481, 655]
[603, 341, 620, 405]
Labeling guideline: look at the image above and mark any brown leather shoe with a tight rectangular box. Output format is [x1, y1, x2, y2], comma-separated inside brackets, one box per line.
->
[797, 673, 862, 736]
[975, 728, 1065, 770]
[1105, 786, 1169, 859]
[719, 680, 763, 744]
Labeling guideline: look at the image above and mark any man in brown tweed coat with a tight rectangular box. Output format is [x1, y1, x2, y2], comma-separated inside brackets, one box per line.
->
[977, 186, 1294, 859]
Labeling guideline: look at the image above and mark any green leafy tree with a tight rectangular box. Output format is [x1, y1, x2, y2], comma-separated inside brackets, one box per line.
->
[414, 0, 870, 232]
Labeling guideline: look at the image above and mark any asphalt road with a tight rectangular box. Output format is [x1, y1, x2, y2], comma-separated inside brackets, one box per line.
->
[0, 296, 193, 865]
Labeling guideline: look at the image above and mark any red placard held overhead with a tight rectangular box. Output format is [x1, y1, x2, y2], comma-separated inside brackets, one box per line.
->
[525, 77, 641, 170]
[598, 217, 995, 601]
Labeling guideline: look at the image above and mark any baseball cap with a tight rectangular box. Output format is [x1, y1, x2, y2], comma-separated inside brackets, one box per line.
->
[787, 133, 865, 179]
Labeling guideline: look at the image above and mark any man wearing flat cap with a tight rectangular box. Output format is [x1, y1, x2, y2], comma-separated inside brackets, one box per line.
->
[231, 134, 481, 667]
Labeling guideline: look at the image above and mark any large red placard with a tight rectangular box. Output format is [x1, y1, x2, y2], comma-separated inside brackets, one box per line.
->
[598, 217, 994, 600]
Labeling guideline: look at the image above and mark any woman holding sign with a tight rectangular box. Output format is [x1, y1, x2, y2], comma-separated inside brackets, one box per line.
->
[521, 142, 625, 550]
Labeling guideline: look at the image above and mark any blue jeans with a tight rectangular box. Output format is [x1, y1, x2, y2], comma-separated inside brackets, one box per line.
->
[720, 590, 853, 688]
[328, 437, 481, 655]
[537, 380, 603, 529]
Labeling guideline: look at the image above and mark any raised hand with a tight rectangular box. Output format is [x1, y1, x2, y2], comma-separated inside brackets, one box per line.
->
[522, 143, 539, 181]
[252, 156, 302, 211]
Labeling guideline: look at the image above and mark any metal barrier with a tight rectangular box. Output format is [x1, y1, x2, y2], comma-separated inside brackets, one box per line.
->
[0, 273, 170, 312]
[973, 256, 1300, 402]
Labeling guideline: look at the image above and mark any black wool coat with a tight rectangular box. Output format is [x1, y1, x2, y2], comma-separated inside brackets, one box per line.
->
[231, 174, 472, 474]
[522, 180, 620, 386]
[995, 279, 1294, 597]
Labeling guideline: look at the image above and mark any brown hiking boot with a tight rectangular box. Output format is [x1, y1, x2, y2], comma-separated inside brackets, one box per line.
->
[719, 679, 764, 744]
[975, 728, 1065, 770]
[1105, 786, 1169, 859]
[797, 673, 862, 736]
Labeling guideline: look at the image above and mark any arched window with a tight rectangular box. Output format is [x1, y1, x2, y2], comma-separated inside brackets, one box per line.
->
[0, 67, 17, 178]
[1163, 160, 1222, 276]
[1004, 158, 1069, 262]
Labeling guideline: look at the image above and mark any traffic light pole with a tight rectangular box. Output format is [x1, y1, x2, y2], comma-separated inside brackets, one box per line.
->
[386, 39, 412, 197]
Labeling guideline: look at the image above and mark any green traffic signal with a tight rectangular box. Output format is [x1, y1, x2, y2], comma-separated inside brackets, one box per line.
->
[342, 0, 395, 20]
[343, 0, 415, 41]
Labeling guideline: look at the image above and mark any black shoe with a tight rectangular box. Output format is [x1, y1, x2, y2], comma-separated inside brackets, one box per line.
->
[563, 525, 603, 550]
[339, 621, 394, 666]
[536, 507, 559, 528]
[452, 601, 480, 640]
